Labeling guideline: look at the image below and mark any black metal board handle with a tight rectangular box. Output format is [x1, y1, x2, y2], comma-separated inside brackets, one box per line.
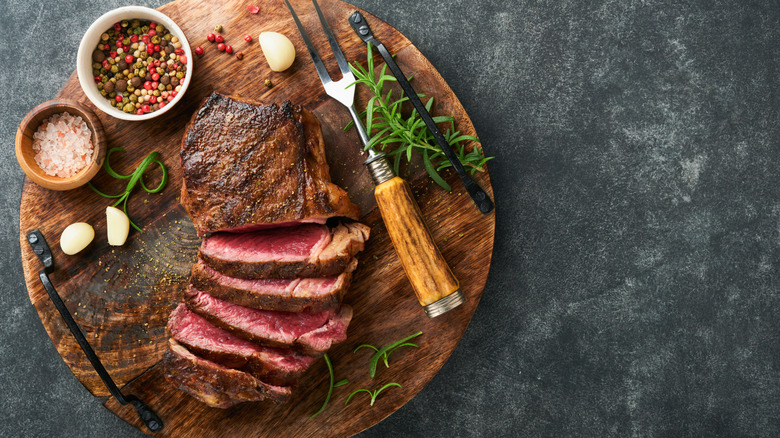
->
[349, 11, 494, 214]
[26, 230, 163, 433]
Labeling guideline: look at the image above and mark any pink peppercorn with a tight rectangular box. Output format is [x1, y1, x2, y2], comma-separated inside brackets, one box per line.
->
[150, 22, 157, 28]
[194, 46, 204, 56]
[225, 45, 233, 54]
[148, 29, 157, 37]
[154, 44, 161, 52]
[130, 34, 138, 43]
[150, 95, 158, 104]
[142, 104, 151, 113]
[244, 35, 252, 42]
[113, 22, 121, 31]
[152, 73, 160, 81]
[115, 95, 123, 102]
[136, 109, 144, 115]
[207, 33, 216, 42]
[110, 50, 117, 58]
[159, 101, 166, 109]
[144, 81, 153, 90]
[180, 55, 188, 64]
[93, 76, 101, 83]
[217, 43, 225, 52]
[215, 34, 224, 43]
[125, 55, 134, 64]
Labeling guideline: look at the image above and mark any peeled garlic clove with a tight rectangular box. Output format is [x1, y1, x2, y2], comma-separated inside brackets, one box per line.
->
[258, 32, 296, 72]
[60, 223, 95, 255]
[106, 206, 130, 246]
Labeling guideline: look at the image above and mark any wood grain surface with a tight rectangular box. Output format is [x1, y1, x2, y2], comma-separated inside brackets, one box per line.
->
[18, 0, 495, 436]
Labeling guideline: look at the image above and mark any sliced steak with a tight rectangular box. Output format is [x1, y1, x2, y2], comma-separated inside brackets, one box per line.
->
[180, 92, 360, 236]
[200, 222, 370, 279]
[190, 258, 356, 313]
[186, 285, 353, 354]
[168, 303, 317, 386]
[162, 339, 292, 409]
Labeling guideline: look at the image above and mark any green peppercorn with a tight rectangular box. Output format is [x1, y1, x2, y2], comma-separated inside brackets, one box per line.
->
[265, 79, 273, 88]
[151, 35, 161, 45]
[141, 25, 149, 33]
[214, 24, 223, 32]
[100, 90, 108, 97]
[153, 90, 161, 96]
[176, 71, 184, 79]
[110, 65, 119, 73]
[127, 85, 135, 93]
[121, 20, 128, 28]
[164, 33, 172, 41]
[101, 33, 109, 41]
[123, 103, 135, 113]
[156, 24, 165, 33]
[129, 94, 138, 103]
[110, 100, 117, 107]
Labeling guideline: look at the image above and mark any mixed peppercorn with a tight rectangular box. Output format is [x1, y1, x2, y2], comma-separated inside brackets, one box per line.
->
[92, 19, 187, 115]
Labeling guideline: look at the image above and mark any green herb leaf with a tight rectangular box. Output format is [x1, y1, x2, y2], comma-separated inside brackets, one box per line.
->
[348, 43, 492, 189]
[311, 354, 335, 418]
[367, 331, 423, 378]
[89, 149, 168, 233]
[345, 388, 373, 406]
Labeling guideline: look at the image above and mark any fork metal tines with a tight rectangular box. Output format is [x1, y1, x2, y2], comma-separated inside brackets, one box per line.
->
[284, 0, 375, 156]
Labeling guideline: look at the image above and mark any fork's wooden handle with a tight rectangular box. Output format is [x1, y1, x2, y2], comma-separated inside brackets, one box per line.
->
[374, 177, 461, 311]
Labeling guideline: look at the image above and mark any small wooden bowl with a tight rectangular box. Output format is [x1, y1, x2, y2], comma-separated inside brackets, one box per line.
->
[15, 99, 106, 191]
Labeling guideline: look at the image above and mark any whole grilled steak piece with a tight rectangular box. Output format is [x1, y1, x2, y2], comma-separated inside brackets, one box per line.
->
[180, 92, 361, 236]
[162, 339, 292, 409]
[190, 258, 357, 313]
[187, 286, 353, 355]
[168, 303, 316, 386]
[199, 222, 370, 279]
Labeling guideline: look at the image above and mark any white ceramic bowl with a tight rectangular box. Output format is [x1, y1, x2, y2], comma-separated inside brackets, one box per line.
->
[77, 6, 193, 121]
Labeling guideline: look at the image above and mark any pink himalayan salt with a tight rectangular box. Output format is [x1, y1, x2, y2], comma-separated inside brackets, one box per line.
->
[32, 112, 93, 178]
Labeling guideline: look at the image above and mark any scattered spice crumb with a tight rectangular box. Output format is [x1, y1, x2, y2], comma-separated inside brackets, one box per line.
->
[248, 4, 260, 14]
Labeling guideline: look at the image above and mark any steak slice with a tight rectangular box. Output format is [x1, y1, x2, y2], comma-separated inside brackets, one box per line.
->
[180, 92, 360, 236]
[200, 222, 370, 279]
[186, 286, 353, 354]
[190, 258, 357, 313]
[162, 339, 292, 409]
[168, 303, 317, 386]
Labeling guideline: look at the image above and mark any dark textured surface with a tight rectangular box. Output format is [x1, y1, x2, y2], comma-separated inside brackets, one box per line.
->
[2, 0, 779, 436]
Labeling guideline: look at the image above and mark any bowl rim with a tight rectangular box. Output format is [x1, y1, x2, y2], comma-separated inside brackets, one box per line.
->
[76, 6, 193, 121]
[15, 98, 107, 191]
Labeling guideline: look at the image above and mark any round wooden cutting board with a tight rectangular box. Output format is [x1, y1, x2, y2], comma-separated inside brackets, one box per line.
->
[18, 0, 495, 436]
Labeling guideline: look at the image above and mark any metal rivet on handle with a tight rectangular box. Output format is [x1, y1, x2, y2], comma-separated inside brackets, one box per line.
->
[359, 26, 369, 36]
[28, 233, 38, 244]
[352, 14, 362, 23]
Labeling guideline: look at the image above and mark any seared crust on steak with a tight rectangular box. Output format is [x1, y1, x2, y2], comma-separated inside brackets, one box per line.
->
[180, 92, 360, 236]
[199, 222, 370, 279]
[162, 339, 292, 409]
[190, 258, 357, 313]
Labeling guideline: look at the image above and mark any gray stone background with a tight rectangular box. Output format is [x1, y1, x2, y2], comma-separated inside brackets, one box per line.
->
[2, 0, 779, 436]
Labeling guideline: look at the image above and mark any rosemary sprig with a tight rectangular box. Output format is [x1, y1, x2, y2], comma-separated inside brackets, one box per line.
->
[347, 43, 493, 191]
[88, 148, 168, 232]
[345, 383, 402, 407]
[311, 354, 349, 418]
[354, 331, 422, 378]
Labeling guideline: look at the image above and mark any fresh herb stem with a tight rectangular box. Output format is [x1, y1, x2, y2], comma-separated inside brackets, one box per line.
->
[311, 354, 349, 418]
[348, 43, 492, 191]
[345, 383, 402, 407]
[354, 331, 422, 378]
[88, 148, 168, 232]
